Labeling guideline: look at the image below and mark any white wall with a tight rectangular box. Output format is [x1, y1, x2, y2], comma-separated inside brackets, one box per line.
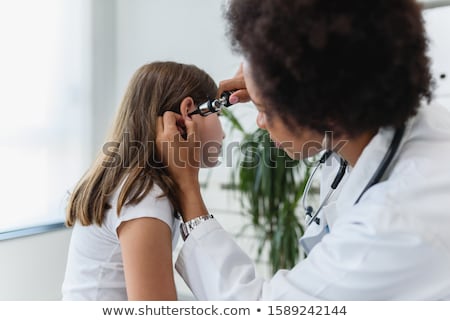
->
[0, 229, 72, 300]
[115, 0, 241, 102]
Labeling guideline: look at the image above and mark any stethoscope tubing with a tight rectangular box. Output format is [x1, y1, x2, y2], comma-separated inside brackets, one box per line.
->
[305, 157, 347, 226]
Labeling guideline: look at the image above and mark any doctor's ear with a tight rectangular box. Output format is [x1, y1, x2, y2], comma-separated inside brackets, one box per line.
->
[179, 97, 195, 118]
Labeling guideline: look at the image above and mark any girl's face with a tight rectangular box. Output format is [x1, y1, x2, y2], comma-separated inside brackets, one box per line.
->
[243, 62, 323, 160]
[188, 107, 225, 167]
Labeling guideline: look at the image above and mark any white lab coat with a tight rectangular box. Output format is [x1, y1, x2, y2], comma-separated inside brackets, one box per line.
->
[175, 103, 450, 300]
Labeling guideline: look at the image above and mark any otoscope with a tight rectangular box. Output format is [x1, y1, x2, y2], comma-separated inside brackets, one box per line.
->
[188, 91, 234, 117]
[174, 91, 234, 139]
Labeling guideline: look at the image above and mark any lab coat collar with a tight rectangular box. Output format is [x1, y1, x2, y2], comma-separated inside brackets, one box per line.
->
[334, 121, 413, 217]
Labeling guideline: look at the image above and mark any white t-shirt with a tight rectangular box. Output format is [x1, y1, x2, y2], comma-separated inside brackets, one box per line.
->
[62, 183, 180, 300]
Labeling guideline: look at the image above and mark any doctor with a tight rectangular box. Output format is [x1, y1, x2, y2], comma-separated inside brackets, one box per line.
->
[157, 0, 450, 299]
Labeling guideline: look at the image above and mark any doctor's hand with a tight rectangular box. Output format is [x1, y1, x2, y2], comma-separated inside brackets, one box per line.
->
[218, 63, 250, 104]
[156, 112, 208, 220]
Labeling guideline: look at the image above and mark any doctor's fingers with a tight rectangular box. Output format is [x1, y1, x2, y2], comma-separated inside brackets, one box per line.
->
[218, 77, 249, 104]
[218, 79, 250, 105]
[231, 89, 250, 104]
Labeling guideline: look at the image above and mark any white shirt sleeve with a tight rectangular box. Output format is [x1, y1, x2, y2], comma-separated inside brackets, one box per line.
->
[175, 219, 319, 300]
[175, 211, 450, 300]
[111, 184, 177, 236]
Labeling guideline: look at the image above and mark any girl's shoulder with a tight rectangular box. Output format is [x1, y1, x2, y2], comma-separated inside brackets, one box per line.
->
[107, 182, 178, 235]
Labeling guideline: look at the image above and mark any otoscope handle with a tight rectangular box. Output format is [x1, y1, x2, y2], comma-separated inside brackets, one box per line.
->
[220, 91, 233, 107]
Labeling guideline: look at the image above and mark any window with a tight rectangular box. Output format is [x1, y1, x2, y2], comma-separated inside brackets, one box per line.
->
[0, 0, 91, 232]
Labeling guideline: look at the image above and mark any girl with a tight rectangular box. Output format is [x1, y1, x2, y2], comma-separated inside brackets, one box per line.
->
[62, 61, 224, 300]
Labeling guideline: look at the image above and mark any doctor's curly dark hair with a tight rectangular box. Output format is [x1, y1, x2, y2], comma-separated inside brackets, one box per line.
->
[226, 0, 433, 137]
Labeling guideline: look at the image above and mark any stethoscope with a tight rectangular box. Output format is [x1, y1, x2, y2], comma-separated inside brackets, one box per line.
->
[301, 126, 405, 227]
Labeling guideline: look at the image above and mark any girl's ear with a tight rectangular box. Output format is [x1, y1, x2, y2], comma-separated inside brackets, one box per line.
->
[179, 97, 194, 118]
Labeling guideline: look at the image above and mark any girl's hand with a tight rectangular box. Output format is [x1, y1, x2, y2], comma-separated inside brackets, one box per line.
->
[156, 112, 201, 188]
[156, 112, 208, 221]
[218, 63, 250, 104]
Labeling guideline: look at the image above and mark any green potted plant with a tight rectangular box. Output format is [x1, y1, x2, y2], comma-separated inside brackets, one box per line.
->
[223, 110, 313, 273]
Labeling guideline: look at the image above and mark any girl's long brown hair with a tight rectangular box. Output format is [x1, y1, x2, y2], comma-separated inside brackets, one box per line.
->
[66, 62, 217, 227]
